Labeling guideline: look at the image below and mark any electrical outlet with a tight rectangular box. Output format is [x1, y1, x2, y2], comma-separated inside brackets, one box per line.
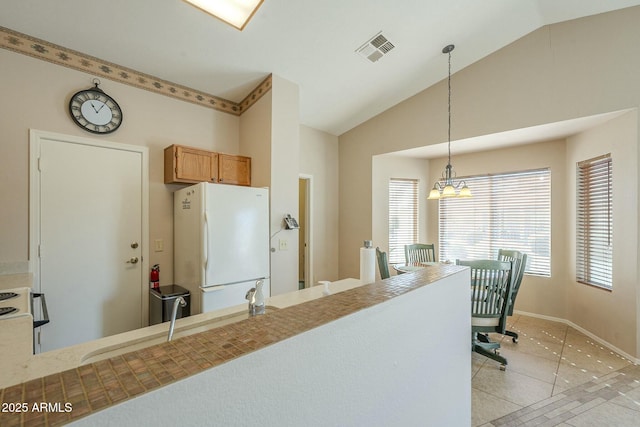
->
[279, 239, 288, 251]
[154, 239, 164, 252]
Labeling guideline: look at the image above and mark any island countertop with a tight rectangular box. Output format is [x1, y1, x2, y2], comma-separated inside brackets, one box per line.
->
[0, 277, 365, 390]
[0, 264, 467, 426]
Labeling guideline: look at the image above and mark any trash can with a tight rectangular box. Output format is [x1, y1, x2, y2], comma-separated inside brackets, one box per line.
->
[149, 284, 191, 325]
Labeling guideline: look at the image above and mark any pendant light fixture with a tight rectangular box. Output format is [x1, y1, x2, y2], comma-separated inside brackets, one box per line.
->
[428, 44, 471, 200]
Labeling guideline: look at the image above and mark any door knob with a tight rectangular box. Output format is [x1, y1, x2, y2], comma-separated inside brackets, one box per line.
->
[126, 257, 139, 264]
[131, 242, 139, 249]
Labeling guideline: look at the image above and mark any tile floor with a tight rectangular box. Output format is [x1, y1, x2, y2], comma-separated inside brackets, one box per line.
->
[472, 314, 640, 426]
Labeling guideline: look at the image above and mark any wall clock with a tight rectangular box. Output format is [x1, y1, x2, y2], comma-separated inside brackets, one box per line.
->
[69, 79, 123, 134]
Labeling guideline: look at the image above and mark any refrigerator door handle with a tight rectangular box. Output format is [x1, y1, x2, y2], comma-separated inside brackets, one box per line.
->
[200, 285, 226, 293]
[203, 210, 209, 271]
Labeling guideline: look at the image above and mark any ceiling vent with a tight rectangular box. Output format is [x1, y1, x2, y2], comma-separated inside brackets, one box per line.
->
[356, 31, 395, 63]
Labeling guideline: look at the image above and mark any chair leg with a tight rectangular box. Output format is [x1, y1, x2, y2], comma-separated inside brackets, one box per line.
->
[473, 333, 507, 370]
[478, 330, 517, 344]
[474, 343, 508, 370]
[477, 333, 490, 343]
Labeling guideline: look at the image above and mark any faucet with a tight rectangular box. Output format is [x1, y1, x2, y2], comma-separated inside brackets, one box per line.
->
[245, 279, 265, 316]
[167, 296, 187, 342]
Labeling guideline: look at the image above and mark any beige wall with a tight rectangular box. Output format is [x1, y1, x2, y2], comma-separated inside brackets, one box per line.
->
[239, 91, 272, 189]
[268, 75, 300, 296]
[239, 77, 311, 295]
[299, 126, 340, 284]
[0, 48, 239, 283]
[338, 7, 640, 357]
[566, 110, 638, 356]
[372, 155, 430, 270]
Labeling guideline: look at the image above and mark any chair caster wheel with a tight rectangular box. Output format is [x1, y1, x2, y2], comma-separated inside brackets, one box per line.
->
[500, 364, 506, 371]
[512, 337, 518, 343]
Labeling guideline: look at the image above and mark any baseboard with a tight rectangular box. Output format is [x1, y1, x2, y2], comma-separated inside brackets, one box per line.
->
[514, 310, 640, 365]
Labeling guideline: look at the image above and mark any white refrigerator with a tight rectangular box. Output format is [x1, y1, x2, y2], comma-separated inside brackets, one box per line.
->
[174, 182, 270, 314]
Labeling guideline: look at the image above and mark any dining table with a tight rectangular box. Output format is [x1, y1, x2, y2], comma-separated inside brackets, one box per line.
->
[393, 262, 440, 274]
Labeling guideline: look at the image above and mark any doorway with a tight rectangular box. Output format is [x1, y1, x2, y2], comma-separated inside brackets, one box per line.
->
[29, 130, 149, 353]
[298, 175, 313, 289]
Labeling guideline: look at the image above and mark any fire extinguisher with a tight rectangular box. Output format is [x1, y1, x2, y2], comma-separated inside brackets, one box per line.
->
[150, 264, 160, 289]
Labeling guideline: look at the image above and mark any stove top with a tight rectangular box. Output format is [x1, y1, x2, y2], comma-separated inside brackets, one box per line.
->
[0, 292, 18, 302]
[0, 306, 18, 316]
[0, 287, 31, 320]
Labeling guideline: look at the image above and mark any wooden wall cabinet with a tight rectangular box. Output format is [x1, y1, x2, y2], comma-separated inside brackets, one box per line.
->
[164, 144, 251, 186]
[218, 154, 251, 186]
[164, 145, 218, 184]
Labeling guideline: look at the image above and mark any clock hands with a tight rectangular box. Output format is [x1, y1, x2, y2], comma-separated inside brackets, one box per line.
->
[88, 99, 109, 115]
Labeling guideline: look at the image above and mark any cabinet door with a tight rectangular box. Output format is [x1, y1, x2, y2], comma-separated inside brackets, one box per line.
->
[218, 154, 251, 186]
[165, 145, 218, 184]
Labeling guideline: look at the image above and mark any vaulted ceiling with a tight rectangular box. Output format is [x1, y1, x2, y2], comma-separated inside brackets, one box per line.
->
[2, 0, 639, 135]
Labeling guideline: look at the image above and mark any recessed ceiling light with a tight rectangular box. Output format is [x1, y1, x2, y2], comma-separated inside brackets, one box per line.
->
[183, 0, 264, 30]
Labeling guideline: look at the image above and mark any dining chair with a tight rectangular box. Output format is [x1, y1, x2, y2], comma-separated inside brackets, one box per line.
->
[404, 243, 436, 265]
[376, 247, 391, 280]
[497, 249, 528, 343]
[457, 259, 515, 370]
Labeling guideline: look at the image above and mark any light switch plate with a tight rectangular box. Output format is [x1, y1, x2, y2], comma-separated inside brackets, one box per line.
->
[154, 239, 164, 252]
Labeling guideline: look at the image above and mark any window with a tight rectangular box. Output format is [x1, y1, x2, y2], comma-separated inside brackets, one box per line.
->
[576, 154, 612, 289]
[388, 178, 418, 264]
[439, 169, 551, 276]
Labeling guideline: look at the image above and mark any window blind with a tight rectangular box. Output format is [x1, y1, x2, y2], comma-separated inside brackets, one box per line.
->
[439, 168, 551, 276]
[576, 154, 612, 289]
[388, 178, 418, 264]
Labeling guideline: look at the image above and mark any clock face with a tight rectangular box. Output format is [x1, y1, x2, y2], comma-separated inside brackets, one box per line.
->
[69, 88, 123, 134]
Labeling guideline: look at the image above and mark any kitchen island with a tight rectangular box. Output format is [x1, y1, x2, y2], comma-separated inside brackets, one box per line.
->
[0, 278, 366, 389]
[0, 265, 471, 426]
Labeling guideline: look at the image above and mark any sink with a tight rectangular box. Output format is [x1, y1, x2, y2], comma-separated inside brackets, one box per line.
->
[80, 306, 278, 365]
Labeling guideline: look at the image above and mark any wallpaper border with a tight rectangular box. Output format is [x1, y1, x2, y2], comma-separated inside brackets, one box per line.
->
[0, 26, 271, 116]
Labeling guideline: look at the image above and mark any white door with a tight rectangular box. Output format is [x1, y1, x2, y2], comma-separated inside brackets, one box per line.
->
[299, 175, 313, 288]
[31, 131, 148, 353]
